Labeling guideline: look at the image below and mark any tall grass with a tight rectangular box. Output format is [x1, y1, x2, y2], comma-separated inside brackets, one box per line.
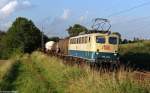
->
[12, 54, 50, 93]
[0, 60, 14, 82]
[31, 52, 85, 93]
[67, 68, 150, 93]
[2, 52, 84, 93]
[0, 52, 149, 93]
[30, 52, 150, 93]
[0, 60, 17, 90]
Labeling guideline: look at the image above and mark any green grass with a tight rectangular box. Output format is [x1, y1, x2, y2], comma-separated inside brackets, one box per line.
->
[13, 54, 51, 93]
[119, 40, 150, 55]
[119, 40, 150, 67]
[0, 60, 17, 90]
[30, 52, 85, 93]
[0, 52, 149, 93]
[67, 68, 150, 93]
[0, 60, 12, 80]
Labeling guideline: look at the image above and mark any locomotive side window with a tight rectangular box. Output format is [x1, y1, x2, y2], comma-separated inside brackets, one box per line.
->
[109, 37, 117, 44]
[70, 36, 91, 44]
[74, 38, 75, 44]
[76, 38, 78, 44]
[79, 38, 80, 44]
[72, 39, 74, 44]
[73, 38, 75, 44]
[82, 37, 84, 43]
[73, 39, 74, 44]
[77, 38, 79, 44]
[75, 38, 76, 44]
[74, 39, 75, 44]
[89, 37, 91, 43]
[85, 37, 87, 43]
[80, 37, 82, 44]
[96, 36, 105, 44]
[70, 39, 73, 44]
[71, 39, 74, 44]
[70, 39, 72, 44]
[78, 38, 80, 44]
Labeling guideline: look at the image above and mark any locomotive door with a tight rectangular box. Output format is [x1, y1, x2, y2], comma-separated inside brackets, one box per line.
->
[86, 36, 92, 59]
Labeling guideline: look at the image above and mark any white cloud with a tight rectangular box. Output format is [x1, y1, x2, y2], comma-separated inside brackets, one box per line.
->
[44, 9, 71, 37]
[22, 0, 31, 6]
[79, 11, 89, 22]
[61, 9, 71, 20]
[0, 0, 32, 20]
[79, 16, 86, 22]
[0, 0, 18, 17]
[0, 0, 10, 8]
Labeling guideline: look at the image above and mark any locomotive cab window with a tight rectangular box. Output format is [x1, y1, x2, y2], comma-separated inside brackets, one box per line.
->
[96, 36, 105, 44]
[109, 37, 117, 44]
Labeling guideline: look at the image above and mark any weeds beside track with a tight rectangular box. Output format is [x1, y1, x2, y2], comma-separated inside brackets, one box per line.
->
[0, 52, 149, 93]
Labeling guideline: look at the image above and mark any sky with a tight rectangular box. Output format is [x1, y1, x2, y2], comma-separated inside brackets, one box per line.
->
[0, 0, 150, 39]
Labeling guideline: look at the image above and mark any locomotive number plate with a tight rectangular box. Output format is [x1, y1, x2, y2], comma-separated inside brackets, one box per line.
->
[103, 45, 111, 50]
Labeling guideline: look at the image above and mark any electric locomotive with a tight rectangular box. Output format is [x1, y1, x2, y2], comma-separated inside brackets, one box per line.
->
[68, 31, 120, 63]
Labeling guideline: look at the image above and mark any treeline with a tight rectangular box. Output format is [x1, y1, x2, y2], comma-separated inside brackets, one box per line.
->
[0, 16, 147, 59]
[0, 17, 49, 59]
[121, 38, 147, 44]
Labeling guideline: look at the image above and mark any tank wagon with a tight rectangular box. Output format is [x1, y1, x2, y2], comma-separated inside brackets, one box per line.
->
[45, 41, 55, 52]
[46, 31, 120, 64]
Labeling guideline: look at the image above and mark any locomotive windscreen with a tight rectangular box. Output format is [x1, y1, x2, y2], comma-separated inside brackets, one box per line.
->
[109, 37, 117, 44]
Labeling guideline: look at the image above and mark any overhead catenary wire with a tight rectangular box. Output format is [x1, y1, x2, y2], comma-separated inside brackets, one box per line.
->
[107, 1, 150, 18]
[112, 15, 150, 26]
[103, 1, 150, 39]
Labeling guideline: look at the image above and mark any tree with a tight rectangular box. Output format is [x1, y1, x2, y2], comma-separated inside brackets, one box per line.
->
[48, 37, 60, 42]
[122, 39, 129, 44]
[0, 31, 6, 41]
[67, 24, 88, 37]
[1, 17, 48, 57]
[0, 31, 6, 57]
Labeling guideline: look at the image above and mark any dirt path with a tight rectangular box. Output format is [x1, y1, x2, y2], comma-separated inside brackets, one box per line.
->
[0, 60, 8, 65]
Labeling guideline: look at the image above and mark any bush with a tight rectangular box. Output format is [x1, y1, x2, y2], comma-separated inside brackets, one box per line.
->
[0, 17, 48, 59]
[119, 40, 150, 68]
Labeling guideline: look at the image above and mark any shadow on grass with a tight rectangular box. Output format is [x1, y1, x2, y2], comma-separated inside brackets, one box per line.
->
[0, 61, 20, 91]
[120, 52, 150, 71]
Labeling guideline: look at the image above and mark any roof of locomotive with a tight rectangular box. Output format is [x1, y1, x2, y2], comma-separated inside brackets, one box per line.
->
[70, 30, 119, 39]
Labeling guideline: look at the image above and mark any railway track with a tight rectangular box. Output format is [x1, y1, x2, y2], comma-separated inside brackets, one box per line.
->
[134, 71, 150, 81]
[45, 52, 150, 82]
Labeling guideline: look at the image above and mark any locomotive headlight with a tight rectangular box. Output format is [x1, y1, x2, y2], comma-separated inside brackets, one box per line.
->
[114, 51, 118, 56]
[96, 49, 100, 55]
[96, 52, 99, 55]
[114, 53, 117, 56]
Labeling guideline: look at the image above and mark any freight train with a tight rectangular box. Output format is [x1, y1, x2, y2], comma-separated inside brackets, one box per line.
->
[45, 31, 120, 64]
